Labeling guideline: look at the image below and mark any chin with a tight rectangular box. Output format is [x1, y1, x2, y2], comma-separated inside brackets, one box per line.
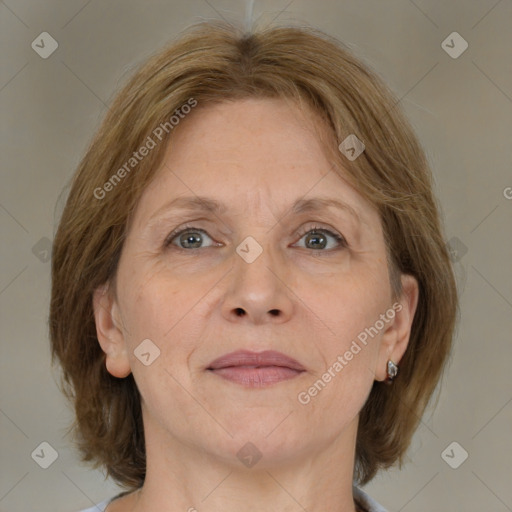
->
[209, 434, 309, 471]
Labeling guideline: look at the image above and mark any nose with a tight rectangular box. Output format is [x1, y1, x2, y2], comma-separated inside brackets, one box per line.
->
[221, 238, 294, 325]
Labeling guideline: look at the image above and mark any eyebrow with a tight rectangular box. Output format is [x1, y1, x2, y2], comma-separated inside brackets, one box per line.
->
[292, 197, 362, 225]
[149, 195, 363, 226]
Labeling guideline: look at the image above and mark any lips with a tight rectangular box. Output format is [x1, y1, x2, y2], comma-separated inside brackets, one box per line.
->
[207, 350, 305, 387]
[208, 350, 305, 371]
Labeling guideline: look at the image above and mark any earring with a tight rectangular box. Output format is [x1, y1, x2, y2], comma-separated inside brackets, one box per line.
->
[386, 359, 399, 383]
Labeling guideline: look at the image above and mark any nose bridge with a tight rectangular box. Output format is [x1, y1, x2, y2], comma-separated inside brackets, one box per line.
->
[221, 230, 293, 323]
[231, 191, 280, 276]
[234, 232, 279, 295]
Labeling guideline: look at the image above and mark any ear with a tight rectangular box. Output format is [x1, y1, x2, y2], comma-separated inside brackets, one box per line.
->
[374, 274, 419, 382]
[93, 283, 132, 378]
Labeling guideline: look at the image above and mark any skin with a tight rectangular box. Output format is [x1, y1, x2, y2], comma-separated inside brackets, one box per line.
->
[93, 97, 419, 512]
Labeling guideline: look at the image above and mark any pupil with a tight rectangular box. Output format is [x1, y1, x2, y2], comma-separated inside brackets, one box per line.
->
[182, 233, 202, 248]
[307, 232, 326, 249]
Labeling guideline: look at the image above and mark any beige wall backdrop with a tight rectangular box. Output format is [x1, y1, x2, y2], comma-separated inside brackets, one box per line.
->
[1, 1, 511, 511]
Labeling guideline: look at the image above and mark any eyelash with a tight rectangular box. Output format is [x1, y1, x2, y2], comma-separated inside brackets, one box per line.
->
[164, 224, 348, 252]
[294, 225, 348, 250]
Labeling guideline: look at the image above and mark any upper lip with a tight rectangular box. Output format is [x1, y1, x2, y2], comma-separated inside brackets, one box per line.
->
[207, 350, 305, 371]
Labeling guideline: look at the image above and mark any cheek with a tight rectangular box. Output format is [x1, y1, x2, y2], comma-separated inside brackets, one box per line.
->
[296, 262, 389, 342]
[124, 266, 224, 369]
[294, 267, 387, 396]
[119, 270, 201, 411]
[119, 260, 193, 337]
[299, 314, 378, 428]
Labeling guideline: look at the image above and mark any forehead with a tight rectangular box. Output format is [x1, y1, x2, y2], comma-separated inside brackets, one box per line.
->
[132, 97, 378, 228]
[168, 97, 332, 175]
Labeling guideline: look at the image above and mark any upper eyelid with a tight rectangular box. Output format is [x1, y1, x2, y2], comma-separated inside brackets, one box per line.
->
[166, 222, 341, 238]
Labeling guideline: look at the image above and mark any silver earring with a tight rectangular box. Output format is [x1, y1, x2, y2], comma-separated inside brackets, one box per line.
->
[386, 359, 399, 383]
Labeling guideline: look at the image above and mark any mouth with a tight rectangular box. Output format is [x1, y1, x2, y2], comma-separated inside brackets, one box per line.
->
[207, 350, 306, 388]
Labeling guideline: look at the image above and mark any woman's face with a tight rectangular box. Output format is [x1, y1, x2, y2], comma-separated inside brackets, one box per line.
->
[95, 97, 417, 469]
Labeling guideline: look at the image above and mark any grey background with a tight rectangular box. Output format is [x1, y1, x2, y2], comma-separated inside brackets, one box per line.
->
[1, 1, 511, 511]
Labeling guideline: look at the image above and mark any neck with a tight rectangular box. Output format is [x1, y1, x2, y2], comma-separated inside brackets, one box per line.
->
[125, 413, 361, 512]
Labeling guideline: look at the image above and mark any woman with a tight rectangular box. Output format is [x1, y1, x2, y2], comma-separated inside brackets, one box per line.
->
[50, 20, 458, 512]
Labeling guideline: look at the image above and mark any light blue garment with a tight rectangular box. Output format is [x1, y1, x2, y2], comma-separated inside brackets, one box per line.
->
[76, 499, 110, 512]
[77, 486, 387, 512]
[354, 486, 389, 512]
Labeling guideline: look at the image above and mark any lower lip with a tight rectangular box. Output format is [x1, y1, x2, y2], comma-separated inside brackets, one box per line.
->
[208, 366, 304, 387]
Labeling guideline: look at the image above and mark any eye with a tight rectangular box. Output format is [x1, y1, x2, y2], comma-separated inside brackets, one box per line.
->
[293, 225, 348, 251]
[165, 225, 217, 250]
[164, 224, 347, 251]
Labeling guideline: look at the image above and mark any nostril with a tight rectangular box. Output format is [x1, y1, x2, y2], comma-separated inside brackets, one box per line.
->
[269, 309, 280, 316]
[235, 308, 245, 317]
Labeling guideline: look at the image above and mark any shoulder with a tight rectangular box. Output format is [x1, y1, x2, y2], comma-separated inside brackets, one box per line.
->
[75, 489, 135, 512]
[353, 485, 389, 512]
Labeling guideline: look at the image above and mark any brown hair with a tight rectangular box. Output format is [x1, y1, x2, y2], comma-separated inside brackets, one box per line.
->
[50, 20, 459, 489]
